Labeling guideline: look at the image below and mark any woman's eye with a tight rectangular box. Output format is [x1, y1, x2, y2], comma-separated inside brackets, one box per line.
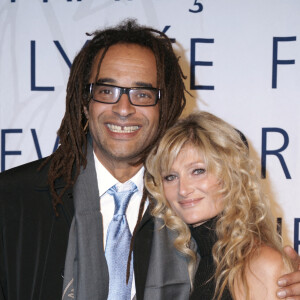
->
[164, 174, 177, 182]
[193, 168, 205, 175]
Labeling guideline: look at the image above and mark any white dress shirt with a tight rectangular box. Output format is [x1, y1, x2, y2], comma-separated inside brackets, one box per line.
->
[93, 152, 147, 299]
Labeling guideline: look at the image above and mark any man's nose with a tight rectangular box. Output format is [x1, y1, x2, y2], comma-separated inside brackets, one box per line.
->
[112, 93, 136, 117]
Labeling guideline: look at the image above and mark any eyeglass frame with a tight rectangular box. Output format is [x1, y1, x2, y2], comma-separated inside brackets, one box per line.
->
[86, 82, 161, 107]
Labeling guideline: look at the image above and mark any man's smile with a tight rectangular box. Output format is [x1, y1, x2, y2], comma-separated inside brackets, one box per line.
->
[106, 123, 141, 133]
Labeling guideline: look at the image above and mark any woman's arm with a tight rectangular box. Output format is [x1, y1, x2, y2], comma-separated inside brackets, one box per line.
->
[234, 245, 292, 300]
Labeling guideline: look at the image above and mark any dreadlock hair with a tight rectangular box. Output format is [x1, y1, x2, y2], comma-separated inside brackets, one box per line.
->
[41, 19, 188, 215]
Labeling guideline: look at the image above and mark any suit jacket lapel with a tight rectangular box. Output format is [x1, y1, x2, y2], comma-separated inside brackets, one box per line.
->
[133, 207, 154, 300]
[58, 187, 74, 226]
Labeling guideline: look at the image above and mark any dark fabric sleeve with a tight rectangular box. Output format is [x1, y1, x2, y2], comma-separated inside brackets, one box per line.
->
[0, 277, 5, 300]
[0, 248, 6, 300]
[0, 199, 7, 300]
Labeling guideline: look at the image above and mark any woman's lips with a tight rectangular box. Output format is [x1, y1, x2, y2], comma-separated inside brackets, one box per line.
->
[178, 198, 203, 208]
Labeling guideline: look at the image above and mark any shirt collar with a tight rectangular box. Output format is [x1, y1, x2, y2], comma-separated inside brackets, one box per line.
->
[94, 152, 144, 197]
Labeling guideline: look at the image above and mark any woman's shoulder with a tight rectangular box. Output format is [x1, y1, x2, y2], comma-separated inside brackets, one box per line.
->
[234, 245, 291, 299]
[250, 245, 289, 274]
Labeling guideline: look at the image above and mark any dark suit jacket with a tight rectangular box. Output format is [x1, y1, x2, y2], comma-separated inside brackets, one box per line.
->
[0, 158, 191, 300]
[0, 158, 155, 300]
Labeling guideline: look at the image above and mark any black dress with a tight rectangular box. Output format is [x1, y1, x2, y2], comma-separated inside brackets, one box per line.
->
[189, 217, 232, 300]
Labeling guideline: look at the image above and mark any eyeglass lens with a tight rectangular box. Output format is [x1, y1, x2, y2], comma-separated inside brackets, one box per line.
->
[92, 84, 158, 106]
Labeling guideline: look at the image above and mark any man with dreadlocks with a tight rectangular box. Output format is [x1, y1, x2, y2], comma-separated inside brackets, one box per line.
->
[0, 19, 300, 300]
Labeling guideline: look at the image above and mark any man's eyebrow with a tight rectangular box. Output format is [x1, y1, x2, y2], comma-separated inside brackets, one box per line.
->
[95, 78, 116, 84]
[133, 81, 154, 88]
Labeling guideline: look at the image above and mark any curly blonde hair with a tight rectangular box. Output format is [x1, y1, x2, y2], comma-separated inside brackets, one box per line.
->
[145, 111, 290, 300]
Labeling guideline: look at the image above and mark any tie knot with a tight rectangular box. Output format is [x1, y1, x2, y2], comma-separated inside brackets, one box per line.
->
[107, 181, 137, 216]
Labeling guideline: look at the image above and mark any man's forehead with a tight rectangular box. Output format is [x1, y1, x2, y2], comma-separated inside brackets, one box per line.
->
[89, 43, 158, 86]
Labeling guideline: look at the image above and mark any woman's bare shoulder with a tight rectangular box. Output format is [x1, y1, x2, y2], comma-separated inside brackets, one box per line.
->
[234, 245, 291, 299]
[251, 245, 289, 274]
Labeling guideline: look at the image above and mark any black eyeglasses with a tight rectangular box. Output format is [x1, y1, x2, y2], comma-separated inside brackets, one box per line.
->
[87, 83, 160, 107]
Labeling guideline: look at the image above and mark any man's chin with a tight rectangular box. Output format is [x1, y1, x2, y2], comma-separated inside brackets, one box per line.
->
[95, 146, 145, 163]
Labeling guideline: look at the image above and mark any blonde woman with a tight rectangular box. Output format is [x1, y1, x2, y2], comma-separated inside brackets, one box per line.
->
[145, 111, 293, 300]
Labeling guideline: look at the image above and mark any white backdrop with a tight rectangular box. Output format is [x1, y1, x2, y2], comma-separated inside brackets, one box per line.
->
[1, 0, 299, 249]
